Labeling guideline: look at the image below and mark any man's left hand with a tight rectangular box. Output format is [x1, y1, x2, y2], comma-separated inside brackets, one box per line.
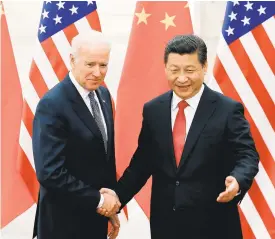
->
[217, 176, 240, 203]
[108, 215, 120, 239]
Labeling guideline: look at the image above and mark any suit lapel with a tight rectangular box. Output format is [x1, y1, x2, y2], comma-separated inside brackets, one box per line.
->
[178, 85, 217, 170]
[158, 91, 177, 174]
[63, 75, 102, 139]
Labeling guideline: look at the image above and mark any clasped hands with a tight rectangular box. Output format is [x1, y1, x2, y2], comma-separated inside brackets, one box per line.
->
[97, 188, 121, 239]
[97, 188, 121, 217]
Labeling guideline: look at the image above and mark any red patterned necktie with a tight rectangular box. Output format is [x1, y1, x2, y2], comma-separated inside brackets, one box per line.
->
[173, 100, 188, 167]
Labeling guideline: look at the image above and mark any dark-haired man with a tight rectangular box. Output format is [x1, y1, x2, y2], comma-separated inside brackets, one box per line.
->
[100, 35, 259, 239]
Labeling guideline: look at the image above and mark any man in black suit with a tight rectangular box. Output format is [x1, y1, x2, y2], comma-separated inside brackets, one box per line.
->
[32, 31, 120, 239]
[100, 35, 259, 239]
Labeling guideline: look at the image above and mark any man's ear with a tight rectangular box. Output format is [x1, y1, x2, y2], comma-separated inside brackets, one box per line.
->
[203, 61, 208, 74]
[70, 54, 75, 68]
[164, 64, 168, 75]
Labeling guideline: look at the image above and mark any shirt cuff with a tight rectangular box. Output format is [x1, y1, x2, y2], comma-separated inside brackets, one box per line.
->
[235, 190, 241, 197]
[97, 194, 104, 208]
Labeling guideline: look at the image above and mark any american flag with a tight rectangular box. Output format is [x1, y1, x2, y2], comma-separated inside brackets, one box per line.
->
[212, 1, 275, 238]
[18, 0, 102, 214]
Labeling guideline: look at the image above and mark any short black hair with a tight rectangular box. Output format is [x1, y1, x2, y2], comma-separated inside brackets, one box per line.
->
[164, 34, 207, 66]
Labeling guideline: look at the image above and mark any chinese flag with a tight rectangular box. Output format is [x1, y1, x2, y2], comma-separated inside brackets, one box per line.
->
[1, 2, 35, 228]
[115, 1, 193, 217]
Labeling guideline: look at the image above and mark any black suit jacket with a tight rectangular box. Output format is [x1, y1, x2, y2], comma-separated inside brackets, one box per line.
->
[32, 75, 116, 239]
[116, 85, 259, 239]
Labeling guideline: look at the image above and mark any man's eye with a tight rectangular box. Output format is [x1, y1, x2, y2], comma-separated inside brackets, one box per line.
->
[86, 63, 95, 67]
[170, 69, 178, 73]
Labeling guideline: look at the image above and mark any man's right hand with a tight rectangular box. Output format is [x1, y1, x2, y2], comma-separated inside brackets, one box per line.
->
[100, 188, 117, 197]
[97, 188, 121, 217]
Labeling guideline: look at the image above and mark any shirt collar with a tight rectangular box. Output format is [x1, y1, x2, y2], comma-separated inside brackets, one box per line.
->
[172, 84, 205, 111]
[69, 72, 90, 99]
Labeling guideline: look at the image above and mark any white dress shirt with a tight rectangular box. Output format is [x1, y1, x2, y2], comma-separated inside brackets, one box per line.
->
[69, 72, 108, 139]
[69, 72, 107, 208]
[171, 84, 205, 138]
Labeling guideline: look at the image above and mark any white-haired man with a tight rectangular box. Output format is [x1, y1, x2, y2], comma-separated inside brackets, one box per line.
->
[32, 31, 120, 239]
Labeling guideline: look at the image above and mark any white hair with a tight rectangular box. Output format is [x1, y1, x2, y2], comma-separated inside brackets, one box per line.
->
[71, 30, 111, 58]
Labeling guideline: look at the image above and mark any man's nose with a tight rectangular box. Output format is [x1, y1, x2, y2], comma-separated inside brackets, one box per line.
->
[177, 75, 188, 83]
[92, 65, 101, 77]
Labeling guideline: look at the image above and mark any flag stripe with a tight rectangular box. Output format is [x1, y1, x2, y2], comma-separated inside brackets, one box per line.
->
[239, 208, 255, 239]
[249, 182, 275, 236]
[256, 163, 275, 218]
[240, 195, 271, 239]
[29, 62, 49, 98]
[217, 37, 275, 162]
[86, 11, 101, 32]
[208, 75, 223, 94]
[33, 40, 59, 89]
[262, 17, 275, 48]
[213, 58, 275, 188]
[18, 75, 40, 115]
[22, 100, 34, 137]
[74, 17, 95, 34]
[63, 24, 79, 46]
[19, 122, 35, 170]
[229, 40, 275, 131]
[240, 32, 275, 103]
[17, 148, 39, 202]
[51, 31, 71, 70]
[41, 38, 67, 80]
[252, 24, 275, 75]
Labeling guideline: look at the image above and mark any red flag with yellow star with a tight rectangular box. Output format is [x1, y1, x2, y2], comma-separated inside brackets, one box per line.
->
[115, 1, 193, 218]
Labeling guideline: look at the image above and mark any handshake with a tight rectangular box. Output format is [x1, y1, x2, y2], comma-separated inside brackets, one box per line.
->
[97, 188, 121, 239]
[97, 188, 121, 217]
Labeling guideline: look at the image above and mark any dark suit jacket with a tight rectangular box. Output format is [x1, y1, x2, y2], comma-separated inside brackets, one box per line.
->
[32, 75, 116, 239]
[116, 85, 259, 239]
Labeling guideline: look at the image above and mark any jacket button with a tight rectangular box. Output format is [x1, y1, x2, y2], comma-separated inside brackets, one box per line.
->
[176, 181, 180, 186]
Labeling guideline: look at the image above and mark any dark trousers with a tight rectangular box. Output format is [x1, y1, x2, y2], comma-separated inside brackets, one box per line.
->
[150, 206, 242, 239]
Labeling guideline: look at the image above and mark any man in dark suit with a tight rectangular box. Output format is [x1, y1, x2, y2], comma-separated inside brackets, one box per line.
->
[32, 32, 120, 239]
[100, 35, 259, 239]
